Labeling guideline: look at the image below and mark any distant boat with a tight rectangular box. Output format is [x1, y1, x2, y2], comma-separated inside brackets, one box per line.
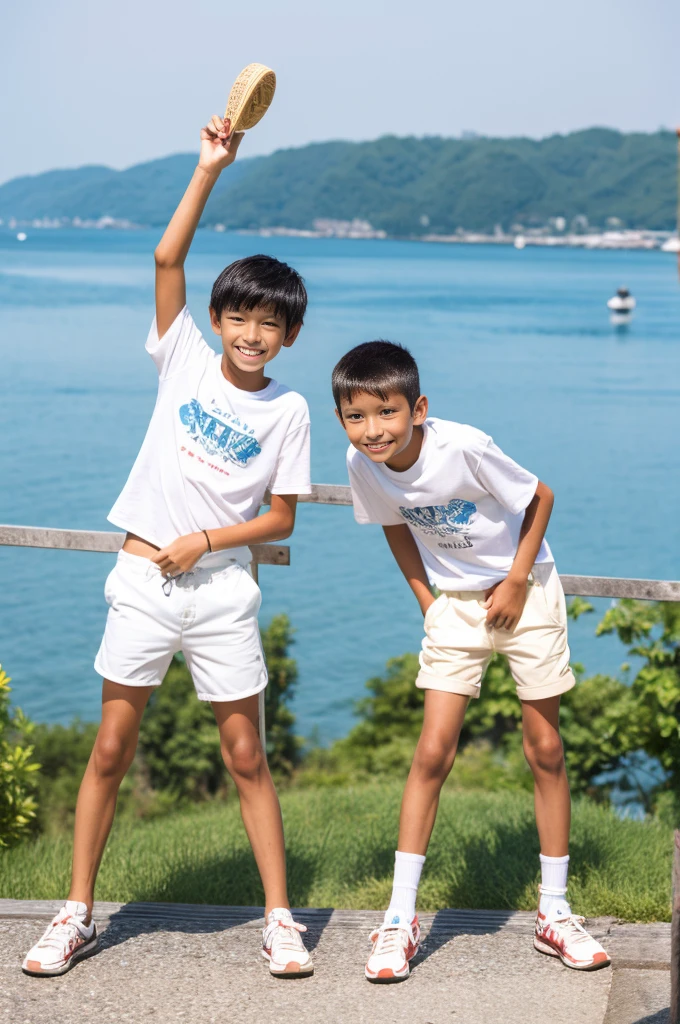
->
[607, 287, 636, 313]
[514, 235, 526, 250]
[661, 236, 680, 253]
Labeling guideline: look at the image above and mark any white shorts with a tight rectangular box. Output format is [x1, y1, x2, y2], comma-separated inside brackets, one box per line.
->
[94, 550, 267, 701]
[417, 563, 575, 701]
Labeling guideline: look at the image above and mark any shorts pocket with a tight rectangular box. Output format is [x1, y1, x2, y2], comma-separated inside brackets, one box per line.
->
[238, 567, 262, 615]
[424, 593, 447, 631]
[536, 570, 566, 628]
[104, 566, 118, 606]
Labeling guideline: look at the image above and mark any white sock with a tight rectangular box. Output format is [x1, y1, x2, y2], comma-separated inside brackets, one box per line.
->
[539, 854, 571, 916]
[385, 851, 425, 925]
[64, 900, 93, 930]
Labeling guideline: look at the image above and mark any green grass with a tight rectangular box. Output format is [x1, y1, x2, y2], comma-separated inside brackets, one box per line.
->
[0, 784, 672, 922]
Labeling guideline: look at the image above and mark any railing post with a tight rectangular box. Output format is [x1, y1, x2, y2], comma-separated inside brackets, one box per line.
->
[672, 831, 680, 1022]
[250, 559, 267, 758]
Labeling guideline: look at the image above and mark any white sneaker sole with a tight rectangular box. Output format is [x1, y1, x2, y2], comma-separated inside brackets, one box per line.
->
[22, 934, 99, 977]
[261, 948, 314, 977]
[534, 935, 611, 971]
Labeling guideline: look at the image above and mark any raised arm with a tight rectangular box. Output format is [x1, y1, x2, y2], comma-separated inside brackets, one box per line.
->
[383, 524, 436, 617]
[154, 117, 244, 339]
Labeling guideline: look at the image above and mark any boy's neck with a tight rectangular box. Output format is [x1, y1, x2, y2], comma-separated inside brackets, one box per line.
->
[220, 354, 271, 393]
[385, 424, 425, 472]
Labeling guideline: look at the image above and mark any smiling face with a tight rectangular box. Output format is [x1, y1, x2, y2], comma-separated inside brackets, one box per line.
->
[336, 389, 429, 472]
[210, 304, 301, 390]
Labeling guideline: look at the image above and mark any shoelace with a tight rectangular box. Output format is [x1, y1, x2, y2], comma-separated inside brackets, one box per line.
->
[39, 912, 88, 951]
[369, 925, 410, 956]
[266, 918, 308, 953]
[550, 914, 591, 945]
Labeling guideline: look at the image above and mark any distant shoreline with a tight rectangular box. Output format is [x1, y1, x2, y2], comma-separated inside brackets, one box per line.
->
[248, 225, 679, 252]
[1, 220, 678, 253]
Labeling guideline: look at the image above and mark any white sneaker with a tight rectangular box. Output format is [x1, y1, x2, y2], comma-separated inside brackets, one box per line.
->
[262, 908, 314, 976]
[365, 913, 421, 983]
[22, 901, 98, 976]
[535, 900, 610, 971]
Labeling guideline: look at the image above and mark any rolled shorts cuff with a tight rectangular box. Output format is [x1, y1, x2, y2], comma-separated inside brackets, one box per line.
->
[415, 670, 482, 698]
[195, 678, 268, 703]
[515, 671, 576, 702]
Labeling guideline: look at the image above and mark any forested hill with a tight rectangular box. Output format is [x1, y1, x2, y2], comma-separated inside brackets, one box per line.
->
[0, 154, 259, 227]
[1, 128, 675, 234]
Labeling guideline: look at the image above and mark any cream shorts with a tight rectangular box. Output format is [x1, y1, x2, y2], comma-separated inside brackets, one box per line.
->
[417, 563, 575, 701]
[94, 550, 267, 701]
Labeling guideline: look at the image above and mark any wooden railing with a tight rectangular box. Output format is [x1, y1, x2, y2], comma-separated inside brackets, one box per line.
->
[2, 484, 679, 601]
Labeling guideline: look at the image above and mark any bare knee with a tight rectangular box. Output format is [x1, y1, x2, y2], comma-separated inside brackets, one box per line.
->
[222, 737, 264, 784]
[412, 733, 455, 784]
[524, 733, 565, 776]
[91, 730, 134, 780]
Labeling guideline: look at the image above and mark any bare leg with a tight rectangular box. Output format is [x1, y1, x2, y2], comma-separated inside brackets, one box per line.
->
[397, 690, 469, 854]
[521, 696, 570, 856]
[212, 695, 288, 916]
[69, 682, 154, 914]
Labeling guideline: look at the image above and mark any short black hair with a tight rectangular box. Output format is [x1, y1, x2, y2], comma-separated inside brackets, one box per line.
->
[332, 340, 421, 414]
[210, 254, 307, 335]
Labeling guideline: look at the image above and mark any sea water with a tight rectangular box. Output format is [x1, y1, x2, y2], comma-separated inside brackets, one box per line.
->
[1, 230, 679, 742]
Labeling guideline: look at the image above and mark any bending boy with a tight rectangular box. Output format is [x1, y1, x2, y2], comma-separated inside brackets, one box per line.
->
[332, 341, 610, 981]
[23, 116, 313, 978]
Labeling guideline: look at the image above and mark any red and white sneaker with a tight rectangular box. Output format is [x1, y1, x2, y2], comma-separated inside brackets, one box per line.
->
[262, 908, 314, 977]
[22, 901, 98, 977]
[365, 913, 421, 983]
[534, 903, 610, 971]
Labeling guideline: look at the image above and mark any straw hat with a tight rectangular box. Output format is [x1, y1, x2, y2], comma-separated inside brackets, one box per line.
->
[224, 64, 276, 133]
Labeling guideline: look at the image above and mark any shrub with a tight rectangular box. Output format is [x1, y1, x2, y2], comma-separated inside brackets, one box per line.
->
[31, 719, 100, 833]
[0, 665, 40, 846]
[261, 614, 302, 774]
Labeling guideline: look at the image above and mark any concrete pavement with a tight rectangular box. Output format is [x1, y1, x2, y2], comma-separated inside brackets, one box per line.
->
[0, 901, 671, 1024]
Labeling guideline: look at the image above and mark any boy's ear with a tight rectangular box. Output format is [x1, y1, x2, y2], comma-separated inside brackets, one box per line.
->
[282, 322, 303, 348]
[208, 306, 222, 336]
[413, 395, 428, 425]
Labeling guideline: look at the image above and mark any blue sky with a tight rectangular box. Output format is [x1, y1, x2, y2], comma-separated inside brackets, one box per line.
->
[1, 0, 677, 184]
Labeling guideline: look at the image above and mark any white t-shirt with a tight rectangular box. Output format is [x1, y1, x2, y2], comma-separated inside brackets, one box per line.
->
[347, 417, 553, 591]
[108, 306, 311, 566]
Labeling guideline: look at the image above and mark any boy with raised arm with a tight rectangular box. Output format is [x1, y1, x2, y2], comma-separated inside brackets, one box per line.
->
[332, 341, 610, 982]
[23, 116, 313, 979]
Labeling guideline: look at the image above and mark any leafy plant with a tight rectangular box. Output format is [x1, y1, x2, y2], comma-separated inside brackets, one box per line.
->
[595, 600, 680, 817]
[0, 665, 40, 846]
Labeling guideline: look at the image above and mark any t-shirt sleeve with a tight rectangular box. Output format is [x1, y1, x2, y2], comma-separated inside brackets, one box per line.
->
[475, 439, 538, 516]
[145, 306, 214, 379]
[347, 451, 403, 526]
[269, 403, 312, 495]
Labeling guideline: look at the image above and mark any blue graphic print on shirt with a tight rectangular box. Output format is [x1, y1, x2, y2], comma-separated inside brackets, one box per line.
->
[179, 398, 262, 467]
[399, 499, 477, 540]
